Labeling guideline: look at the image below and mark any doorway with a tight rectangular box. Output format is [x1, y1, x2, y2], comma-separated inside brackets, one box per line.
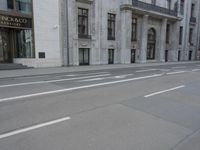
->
[178, 50, 181, 61]
[147, 28, 156, 60]
[0, 28, 12, 63]
[79, 48, 90, 65]
[131, 49, 136, 63]
[165, 50, 168, 62]
[189, 51, 192, 61]
[108, 49, 114, 64]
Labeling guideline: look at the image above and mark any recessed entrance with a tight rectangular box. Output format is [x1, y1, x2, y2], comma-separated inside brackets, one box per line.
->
[0, 28, 12, 63]
[108, 49, 114, 64]
[79, 48, 90, 65]
[147, 28, 156, 60]
[131, 49, 136, 63]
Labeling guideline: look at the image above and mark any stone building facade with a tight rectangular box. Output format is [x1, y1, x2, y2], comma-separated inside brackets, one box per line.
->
[0, 0, 200, 67]
[61, 0, 200, 66]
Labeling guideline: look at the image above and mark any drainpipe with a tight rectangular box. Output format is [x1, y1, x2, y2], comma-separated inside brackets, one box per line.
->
[64, 0, 70, 66]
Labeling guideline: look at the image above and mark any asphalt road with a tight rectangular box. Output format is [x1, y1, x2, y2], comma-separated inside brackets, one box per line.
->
[0, 63, 200, 150]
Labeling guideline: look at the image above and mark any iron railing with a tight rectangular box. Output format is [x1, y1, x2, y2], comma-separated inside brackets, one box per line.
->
[132, 0, 177, 16]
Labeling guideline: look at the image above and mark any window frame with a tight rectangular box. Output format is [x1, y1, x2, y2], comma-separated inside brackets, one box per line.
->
[131, 16, 137, 41]
[78, 8, 89, 37]
[107, 13, 116, 40]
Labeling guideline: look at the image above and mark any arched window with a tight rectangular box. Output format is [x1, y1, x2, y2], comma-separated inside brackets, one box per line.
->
[148, 28, 156, 42]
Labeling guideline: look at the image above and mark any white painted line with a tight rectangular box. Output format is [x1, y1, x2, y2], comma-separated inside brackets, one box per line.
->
[160, 69, 171, 72]
[167, 71, 186, 75]
[79, 74, 134, 82]
[0, 74, 163, 103]
[0, 74, 111, 88]
[114, 74, 133, 79]
[81, 78, 104, 82]
[172, 66, 186, 69]
[55, 72, 110, 78]
[136, 69, 158, 73]
[144, 85, 185, 98]
[192, 69, 200, 72]
[0, 117, 71, 140]
[65, 74, 77, 77]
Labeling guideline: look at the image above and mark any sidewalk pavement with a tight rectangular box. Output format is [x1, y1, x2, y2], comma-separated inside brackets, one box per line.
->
[0, 61, 199, 79]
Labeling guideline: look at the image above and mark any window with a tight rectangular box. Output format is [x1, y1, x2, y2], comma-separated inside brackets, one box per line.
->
[15, 29, 34, 58]
[189, 28, 193, 45]
[16, 0, 32, 14]
[180, 0, 184, 15]
[191, 3, 195, 18]
[78, 8, 89, 37]
[107, 13, 116, 40]
[151, 0, 156, 5]
[167, 0, 171, 9]
[179, 26, 183, 45]
[131, 17, 137, 41]
[0, 0, 14, 10]
[7, 0, 14, 9]
[166, 24, 170, 44]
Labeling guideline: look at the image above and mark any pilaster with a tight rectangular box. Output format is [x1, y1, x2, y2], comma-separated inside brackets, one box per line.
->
[139, 15, 148, 63]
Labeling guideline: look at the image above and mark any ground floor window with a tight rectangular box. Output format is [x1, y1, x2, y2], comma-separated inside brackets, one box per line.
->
[0, 27, 34, 63]
[15, 29, 33, 58]
[79, 48, 90, 65]
[108, 49, 114, 64]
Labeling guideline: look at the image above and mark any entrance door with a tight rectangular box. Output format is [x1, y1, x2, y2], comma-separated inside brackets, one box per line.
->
[147, 44, 155, 60]
[79, 48, 90, 65]
[189, 51, 192, 61]
[0, 28, 11, 63]
[108, 49, 114, 64]
[178, 50, 181, 61]
[131, 49, 136, 63]
[147, 28, 156, 60]
[165, 50, 168, 62]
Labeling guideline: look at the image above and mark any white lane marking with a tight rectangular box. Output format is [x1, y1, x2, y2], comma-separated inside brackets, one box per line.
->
[167, 71, 186, 75]
[0, 117, 71, 140]
[54, 72, 110, 78]
[81, 78, 104, 82]
[0, 74, 163, 103]
[65, 74, 77, 77]
[16, 75, 49, 79]
[172, 66, 186, 69]
[160, 69, 171, 72]
[136, 69, 158, 73]
[144, 85, 185, 98]
[0, 74, 111, 88]
[79, 74, 134, 82]
[192, 69, 200, 72]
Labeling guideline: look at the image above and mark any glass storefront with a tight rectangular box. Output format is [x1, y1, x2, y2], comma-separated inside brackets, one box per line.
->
[0, 0, 32, 14]
[15, 29, 33, 58]
[0, 0, 34, 63]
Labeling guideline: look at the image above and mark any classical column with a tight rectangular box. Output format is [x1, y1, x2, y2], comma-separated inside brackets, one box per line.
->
[159, 18, 167, 62]
[120, 9, 132, 64]
[139, 15, 148, 63]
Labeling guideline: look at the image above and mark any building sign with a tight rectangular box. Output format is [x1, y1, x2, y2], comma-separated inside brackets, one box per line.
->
[0, 14, 32, 29]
